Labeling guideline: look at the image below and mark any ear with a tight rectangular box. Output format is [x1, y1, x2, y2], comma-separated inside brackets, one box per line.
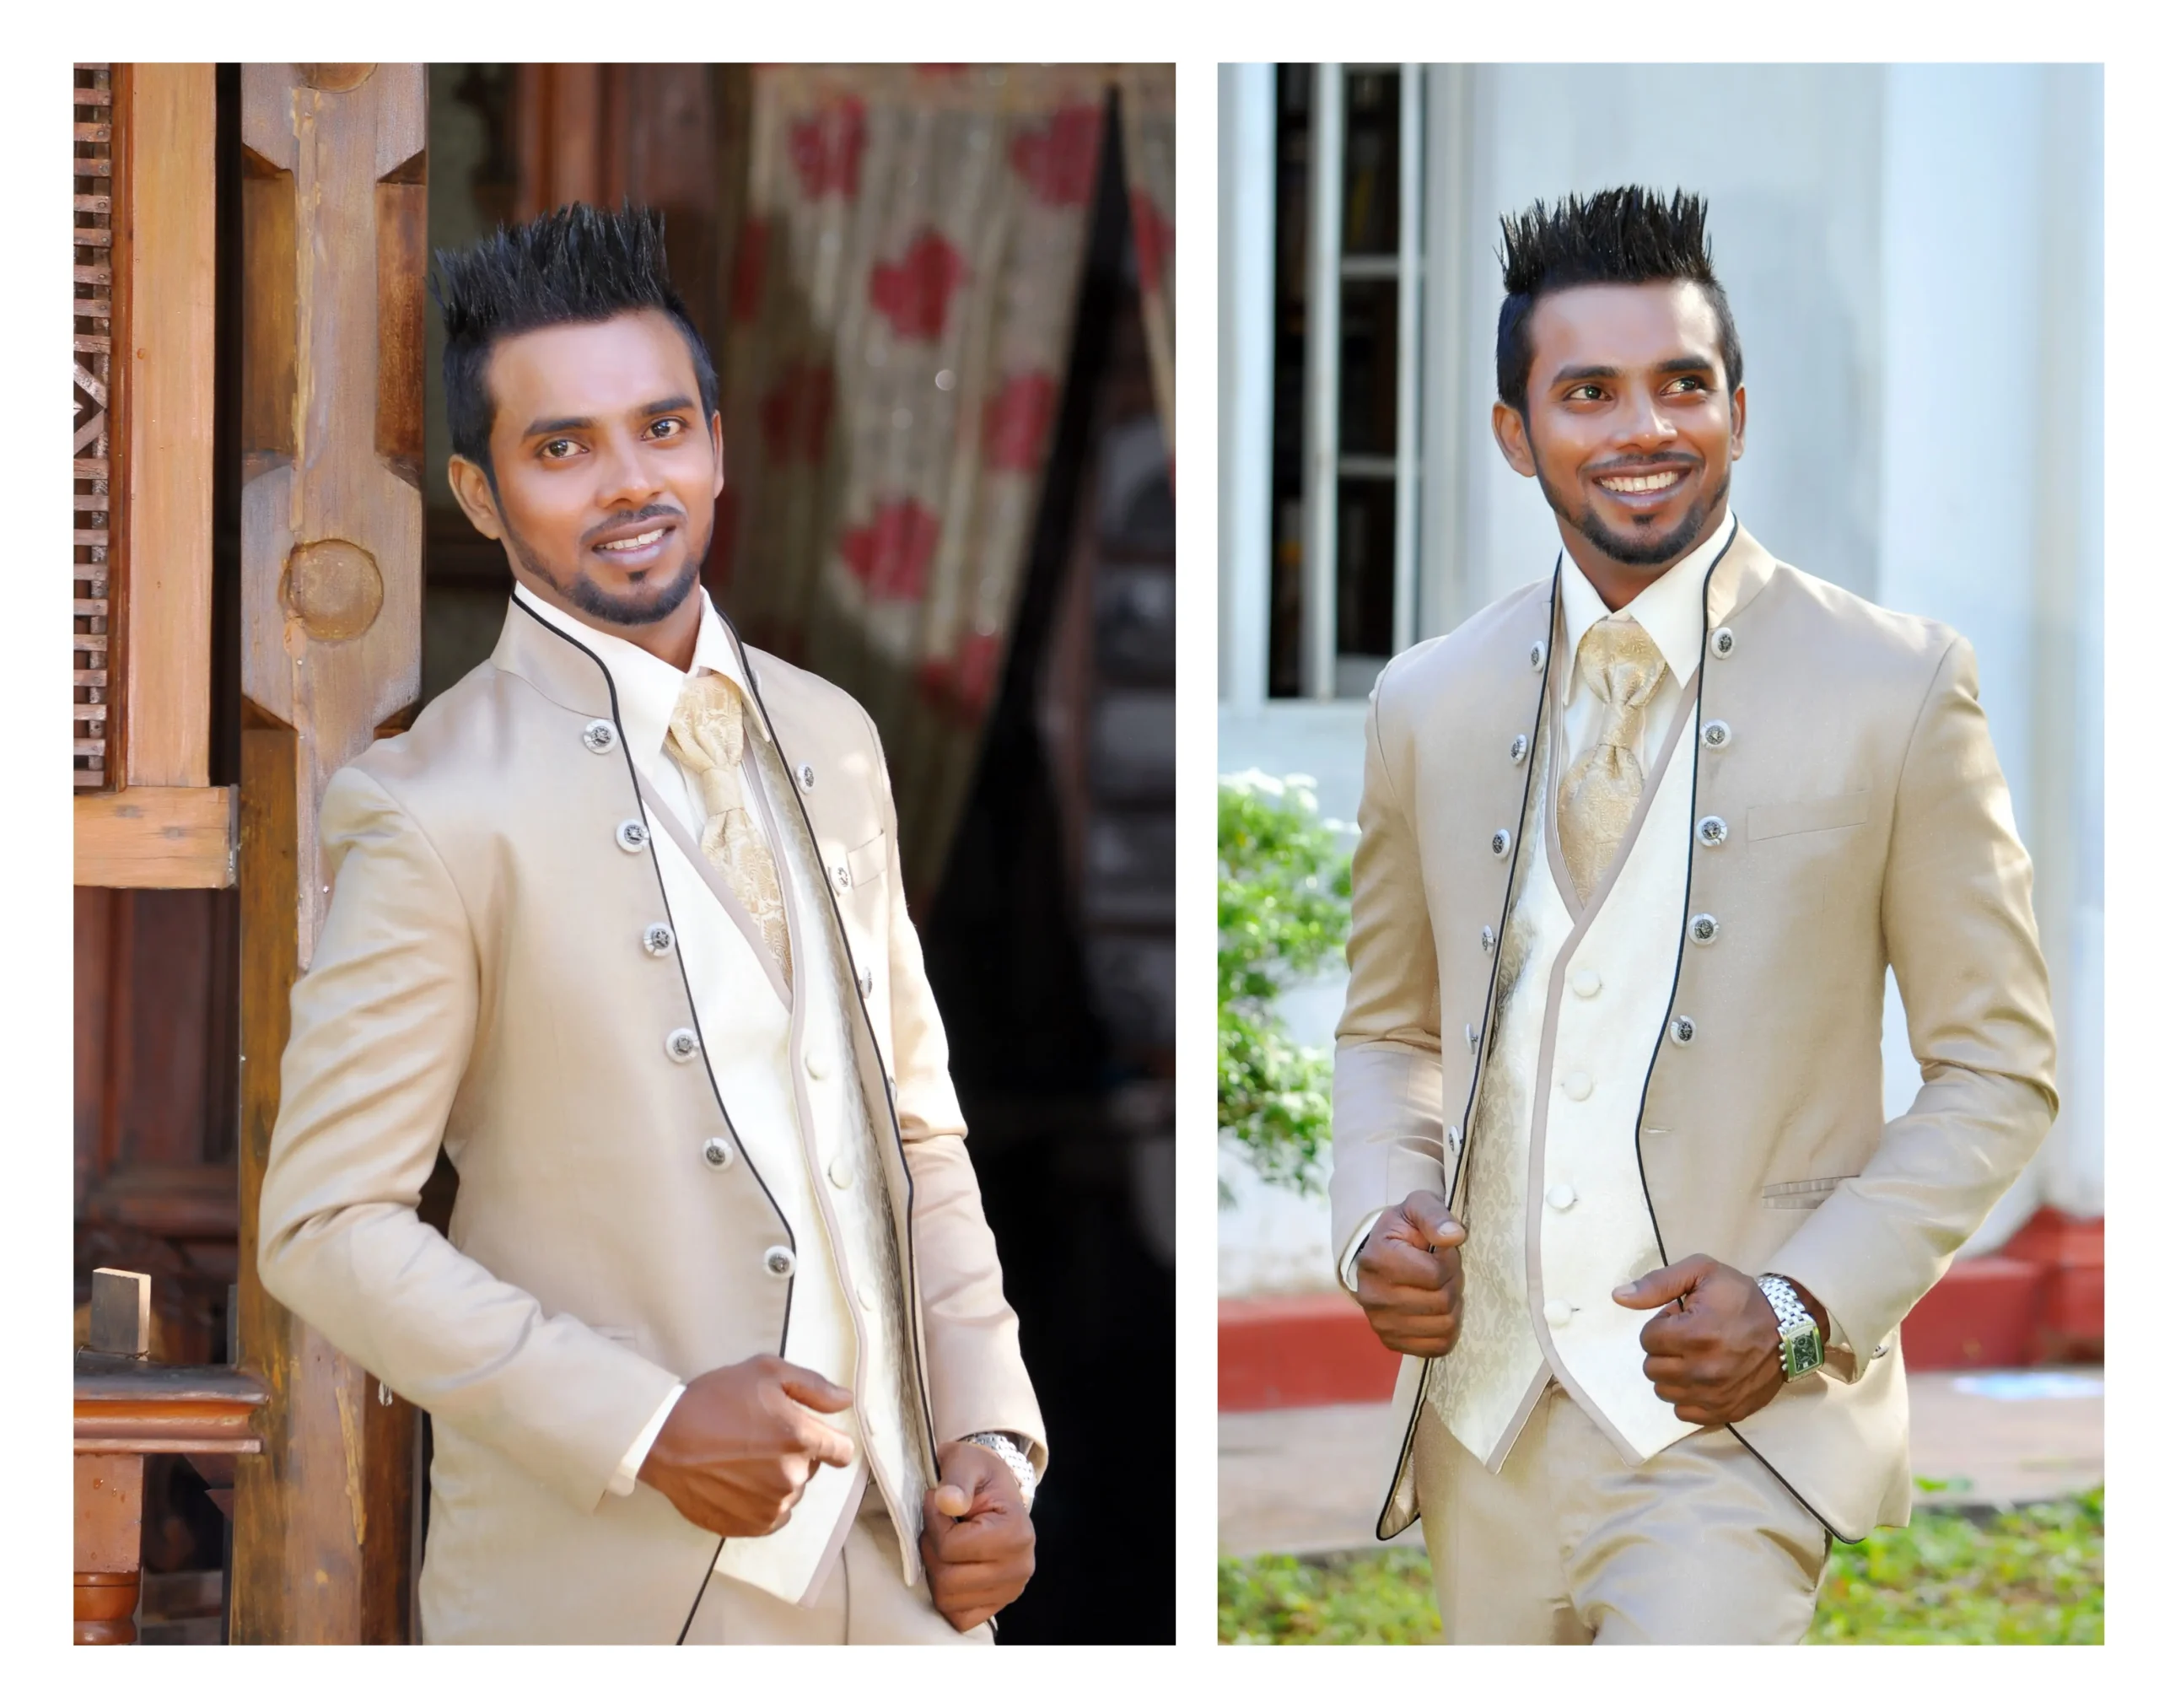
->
[1491, 401, 1537, 479]
[448, 455, 505, 541]
[1728, 383, 1747, 462]
[708, 409, 726, 500]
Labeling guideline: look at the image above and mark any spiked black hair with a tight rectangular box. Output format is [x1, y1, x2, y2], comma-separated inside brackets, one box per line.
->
[1494, 186, 1742, 412]
[431, 202, 718, 480]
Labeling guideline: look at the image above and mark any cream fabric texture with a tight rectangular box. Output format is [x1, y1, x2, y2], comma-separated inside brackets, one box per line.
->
[256, 590, 1042, 1644]
[667, 671, 794, 983]
[1416, 1382, 1829, 1644]
[1332, 524, 2057, 1548]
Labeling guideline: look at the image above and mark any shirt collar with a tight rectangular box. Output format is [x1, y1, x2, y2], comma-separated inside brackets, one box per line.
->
[510, 580, 763, 770]
[1557, 508, 1737, 702]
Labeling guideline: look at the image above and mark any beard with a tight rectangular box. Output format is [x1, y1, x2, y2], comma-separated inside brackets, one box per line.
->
[1532, 449, 1730, 569]
[501, 503, 710, 627]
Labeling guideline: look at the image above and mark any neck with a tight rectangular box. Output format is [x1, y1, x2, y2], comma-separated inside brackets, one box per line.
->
[1557, 498, 1729, 613]
[510, 563, 701, 671]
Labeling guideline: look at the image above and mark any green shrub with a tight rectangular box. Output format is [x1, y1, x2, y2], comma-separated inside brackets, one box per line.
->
[1219, 773, 1352, 1198]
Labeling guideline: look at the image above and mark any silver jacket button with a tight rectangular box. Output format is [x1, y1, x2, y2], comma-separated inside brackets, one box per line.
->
[702, 1135, 735, 1171]
[1529, 640, 1547, 671]
[1490, 828, 1511, 858]
[763, 1246, 795, 1279]
[1510, 733, 1529, 764]
[1669, 1015, 1698, 1046]
[643, 922, 675, 956]
[1446, 1124, 1462, 1153]
[665, 1026, 701, 1063]
[1480, 925, 1496, 955]
[1710, 626, 1736, 659]
[1702, 719, 1731, 750]
[1688, 912, 1720, 945]
[799, 762, 816, 789]
[858, 968, 875, 996]
[583, 719, 618, 753]
[833, 865, 852, 890]
[616, 818, 650, 854]
[1464, 1021, 1481, 1048]
[1696, 815, 1730, 847]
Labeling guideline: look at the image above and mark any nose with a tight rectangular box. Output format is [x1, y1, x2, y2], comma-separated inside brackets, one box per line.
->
[590, 432, 668, 510]
[1611, 382, 1680, 453]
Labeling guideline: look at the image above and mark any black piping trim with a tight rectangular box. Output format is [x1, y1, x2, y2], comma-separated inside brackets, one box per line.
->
[1374, 561, 1562, 1543]
[497, 595, 793, 1644]
[721, 612, 945, 1486]
[1621, 530, 1856, 1545]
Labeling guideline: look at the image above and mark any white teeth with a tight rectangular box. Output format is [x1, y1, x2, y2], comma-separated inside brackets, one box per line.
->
[596, 528, 665, 552]
[1599, 471, 1680, 494]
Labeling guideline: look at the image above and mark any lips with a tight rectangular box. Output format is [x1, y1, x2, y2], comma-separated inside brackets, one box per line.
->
[1590, 462, 1694, 509]
[586, 515, 678, 570]
[593, 526, 669, 554]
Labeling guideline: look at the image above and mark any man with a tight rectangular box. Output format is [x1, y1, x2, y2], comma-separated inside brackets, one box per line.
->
[257, 204, 1043, 1644]
[1332, 187, 2055, 1644]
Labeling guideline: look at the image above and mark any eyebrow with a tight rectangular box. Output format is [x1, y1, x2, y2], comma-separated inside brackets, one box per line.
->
[1550, 354, 1719, 386]
[520, 396, 700, 439]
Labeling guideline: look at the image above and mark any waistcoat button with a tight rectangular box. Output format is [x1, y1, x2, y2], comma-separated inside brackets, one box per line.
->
[1544, 1298, 1574, 1328]
[1569, 967, 1602, 998]
[1546, 1183, 1576, 1211]
[828, 1157, 855, 1190]
[1562, 1071, 1593, 1102]
[1510, 733, 1528, 764]
[805, 1051, 832, 1081]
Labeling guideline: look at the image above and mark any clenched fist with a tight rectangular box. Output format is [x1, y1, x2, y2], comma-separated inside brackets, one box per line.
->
[637, 1354, 856, 1538]
[1351, 1189, 1468, 1357]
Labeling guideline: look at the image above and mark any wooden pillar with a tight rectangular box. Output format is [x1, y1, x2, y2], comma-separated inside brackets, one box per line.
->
[229, 62, 426, 1646]
[74, 1269, 150, 1645]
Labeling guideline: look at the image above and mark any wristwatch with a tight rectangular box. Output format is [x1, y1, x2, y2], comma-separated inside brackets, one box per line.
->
[961, 1431, 1038, 1511]
[1756, 1273, 1825, 1381]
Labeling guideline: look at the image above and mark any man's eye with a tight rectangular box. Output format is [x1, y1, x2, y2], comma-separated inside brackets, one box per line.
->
[649, 418, 682, 439]
[1667, 376, 1707, 394]
[540, 439, 578, 459]
[1567, 385, 1604, 402]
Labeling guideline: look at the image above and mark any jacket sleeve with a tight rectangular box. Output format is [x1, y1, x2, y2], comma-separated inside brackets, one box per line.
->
[1764, 634, 2059, 1375]
[867, 720, 1047, 1474]
[256, 765, 683, 1515]
[1330, 679, 1452, 1285]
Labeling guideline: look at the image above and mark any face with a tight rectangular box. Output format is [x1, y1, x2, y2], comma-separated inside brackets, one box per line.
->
[1492, 279, 1745, 580]
[449, 308, 723, 631]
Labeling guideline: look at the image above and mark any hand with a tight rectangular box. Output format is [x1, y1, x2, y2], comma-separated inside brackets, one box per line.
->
[636, 1355, 855, 1538]
[1613, 1255, 1816, 1427]
[1351, 1189, 1468, 1357]
[919, 1438, 1036, 1632]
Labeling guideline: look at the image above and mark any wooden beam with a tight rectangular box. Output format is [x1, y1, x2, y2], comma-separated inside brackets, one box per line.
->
[111, 64, 217, 789]
[231, 64, 425, 1647]
[74, 786, 235, 888]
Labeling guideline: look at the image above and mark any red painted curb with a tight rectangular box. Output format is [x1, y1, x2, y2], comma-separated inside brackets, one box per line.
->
[1219, 1220, 2103, 1412]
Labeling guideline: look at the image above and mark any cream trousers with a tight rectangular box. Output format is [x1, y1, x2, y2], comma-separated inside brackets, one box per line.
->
[681, 1485, 994, 1646]
[1414, 1381, 1831, 1644]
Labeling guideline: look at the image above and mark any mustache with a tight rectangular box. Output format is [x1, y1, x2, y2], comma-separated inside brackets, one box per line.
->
[581, 504, 686, 547]
[1581, 452, 1703, 479]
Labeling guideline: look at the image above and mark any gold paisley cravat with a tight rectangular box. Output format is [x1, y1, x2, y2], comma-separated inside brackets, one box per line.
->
[665, 671, 792, 983]
[1557, 616, 1668, 905]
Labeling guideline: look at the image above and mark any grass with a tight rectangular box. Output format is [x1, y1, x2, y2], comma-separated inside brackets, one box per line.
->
[1219, 1486, 2102, 1645]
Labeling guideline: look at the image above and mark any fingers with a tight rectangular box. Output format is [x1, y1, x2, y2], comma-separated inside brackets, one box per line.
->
[1613, 1253, 1715, 1312]
[775, 1364, 856, 1414]
[932, 1482, 972, 1518]
[786, 1411, 857, 1470]
[1397, 1191, 1467, 1251]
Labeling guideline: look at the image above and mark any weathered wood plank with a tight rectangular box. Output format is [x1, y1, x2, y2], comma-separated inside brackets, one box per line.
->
[73, 786, 235, 889]
[113, 63, 217, 789]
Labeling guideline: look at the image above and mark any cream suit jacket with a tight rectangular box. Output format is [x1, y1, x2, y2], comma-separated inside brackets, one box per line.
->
[256, 597, 1044, 1644]
[1332, 525, 2056, 1545]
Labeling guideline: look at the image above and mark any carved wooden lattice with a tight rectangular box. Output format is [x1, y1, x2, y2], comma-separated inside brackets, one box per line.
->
[75, 65, 114, 790]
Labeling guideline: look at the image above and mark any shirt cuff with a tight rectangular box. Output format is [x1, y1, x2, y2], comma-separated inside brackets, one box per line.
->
[1338, 1210, 1386, 1293]
[608, 1382, 686, 1498]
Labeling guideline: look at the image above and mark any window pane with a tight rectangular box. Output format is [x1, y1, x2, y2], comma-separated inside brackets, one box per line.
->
[1342, 70, 1399, 256]
[1338, 277, 1398, 458]
[1336, 473, 1395, 665]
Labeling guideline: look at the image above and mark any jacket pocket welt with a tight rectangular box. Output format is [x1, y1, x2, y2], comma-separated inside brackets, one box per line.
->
[1747, 791, 1871, 841]
[846, 830, 888, 887]
[1760, 1175, 1857, 1210]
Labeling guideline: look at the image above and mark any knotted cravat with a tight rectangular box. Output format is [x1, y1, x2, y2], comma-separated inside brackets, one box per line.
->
[1557, 616, 1667, 904]
[665, 671, 793, 983]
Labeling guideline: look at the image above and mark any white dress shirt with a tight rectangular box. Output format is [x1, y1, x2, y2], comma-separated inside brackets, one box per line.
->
[510, 581, 865, 1601]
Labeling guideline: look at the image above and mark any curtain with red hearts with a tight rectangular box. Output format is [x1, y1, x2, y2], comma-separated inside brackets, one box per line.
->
[713, 64, 1113, 902]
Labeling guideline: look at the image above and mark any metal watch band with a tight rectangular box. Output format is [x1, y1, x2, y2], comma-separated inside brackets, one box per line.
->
[1756, 1273, 1822, 1380]
[961, 1431, 1037, 1511]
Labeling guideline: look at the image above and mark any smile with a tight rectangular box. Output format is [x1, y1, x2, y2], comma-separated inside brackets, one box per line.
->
[593, 527, 669, 554]
[1596, 471, 1683, 495]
